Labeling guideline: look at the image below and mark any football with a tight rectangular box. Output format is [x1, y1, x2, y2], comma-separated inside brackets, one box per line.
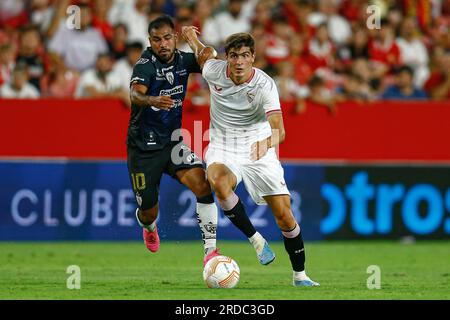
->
[203, 255, 240, 289]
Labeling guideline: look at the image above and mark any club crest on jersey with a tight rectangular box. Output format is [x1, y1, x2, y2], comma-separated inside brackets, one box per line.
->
[247, 91, 255, 103]
[165, 71, 174, 85]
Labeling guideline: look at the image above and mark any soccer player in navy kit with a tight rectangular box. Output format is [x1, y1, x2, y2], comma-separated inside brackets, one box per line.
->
[127, 15, 219, 264]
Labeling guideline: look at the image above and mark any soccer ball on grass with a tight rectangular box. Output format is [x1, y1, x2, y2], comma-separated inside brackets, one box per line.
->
[203, 255, 240, 289]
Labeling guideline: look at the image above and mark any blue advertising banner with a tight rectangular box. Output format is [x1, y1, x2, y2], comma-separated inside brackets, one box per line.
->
[0, 160, 324, 241]
[1, 161, 449, 241]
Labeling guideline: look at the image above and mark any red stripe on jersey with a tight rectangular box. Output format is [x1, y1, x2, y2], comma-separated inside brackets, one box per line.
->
[265, 110, 282, 117]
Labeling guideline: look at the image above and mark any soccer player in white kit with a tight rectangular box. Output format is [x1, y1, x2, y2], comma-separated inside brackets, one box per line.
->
[182, 27, 319, 287]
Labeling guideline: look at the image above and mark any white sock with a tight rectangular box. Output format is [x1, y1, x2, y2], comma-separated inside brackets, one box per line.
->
[196, 202, 218, 256]
[135, 209, 156, 232]
[293, 270, 309, 281]
[249, 232, 265, 253]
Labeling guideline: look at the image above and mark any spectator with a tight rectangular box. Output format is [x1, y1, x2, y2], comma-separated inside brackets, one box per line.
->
[194, 0, 214, 32]
[339, 0, 365, 24]
[44, 0, 69, 39]
[368, 20, 401, 75]
[202, 0, 251, 47]
[108, 0, 151, 48]
[265, 17, 294, 65]
[396, 17, 430, 88]
[305, 23, 335, 71]
[16, 25, 46, 92]
[335, 72, 374, 102]
[0, 43, 15, 87]
[0, 0, 28, 30]
[292, 0, 315, 38]
[424, 50, 450, 100]
[75, 53, 129, 106]
[274, 61, 309, 113]
[92, 0, 114, 42]
[151, 0, 177, 17]
[307, 74, 337, 115]
[113, 41, 144, 91]
[47, 3, 108, 72]
[337, 27, 369, 64]
[251, 24, 274, 76]
[288, 34, 313, 85]
[251, 0, 274, 33]
[29, 0, 54, 34]
[380, 65, 428, 100]
[175, 4, 196, 52]
[40, 52, 79, 98]
[351, 58, 383, 97]
[0, 64, 40, 99]
[109, 23, 129, 60]
[308, 0, 352, 46]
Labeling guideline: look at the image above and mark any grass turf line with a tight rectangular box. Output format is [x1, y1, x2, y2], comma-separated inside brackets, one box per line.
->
[0, 241, 449, 300]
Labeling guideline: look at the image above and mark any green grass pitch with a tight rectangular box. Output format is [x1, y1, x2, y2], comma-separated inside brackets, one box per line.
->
[0, 241, 449, 300]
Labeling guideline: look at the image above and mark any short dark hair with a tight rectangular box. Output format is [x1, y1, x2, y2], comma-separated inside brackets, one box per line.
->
[13, 62, 28, 74]
[126, 41, 144, 51]
[114, 23, 128, 33]
[308, 75, 324, 88]
[97, 52, 113, 60]
[148, 15, 175, 34]
[395, 65, 414, 76]
[19, 24, 40, 35]
[78, 3, 91, 11]
[224, 33, 255, 55]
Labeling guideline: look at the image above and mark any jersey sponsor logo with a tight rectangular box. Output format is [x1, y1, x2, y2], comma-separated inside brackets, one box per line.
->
[165, 71, 174, 85]
[136, 58, 149, 65]
[160, 85, 184, 96]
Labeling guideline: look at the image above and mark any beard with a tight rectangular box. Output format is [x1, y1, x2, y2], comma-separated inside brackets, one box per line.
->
[158, 49, 174, 62]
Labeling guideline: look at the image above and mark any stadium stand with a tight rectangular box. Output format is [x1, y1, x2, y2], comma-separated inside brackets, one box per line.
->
[0, 0, 448, 111]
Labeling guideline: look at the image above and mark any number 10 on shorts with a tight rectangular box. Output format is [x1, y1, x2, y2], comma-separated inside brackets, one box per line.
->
[131, 173, 146, 191]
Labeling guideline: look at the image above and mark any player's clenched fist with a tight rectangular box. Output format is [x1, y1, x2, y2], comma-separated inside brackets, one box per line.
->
[149, 95, 175, 111]
[181, 26, 200, 42]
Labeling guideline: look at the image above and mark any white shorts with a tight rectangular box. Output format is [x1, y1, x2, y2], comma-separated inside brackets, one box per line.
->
[205, 144, 290, 205]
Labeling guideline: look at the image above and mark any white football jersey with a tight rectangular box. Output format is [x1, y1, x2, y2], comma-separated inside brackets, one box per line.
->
[202, 59, 281, 151]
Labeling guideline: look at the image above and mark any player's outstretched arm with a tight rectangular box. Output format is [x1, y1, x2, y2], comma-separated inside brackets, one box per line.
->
[181, 26, 217, 69]
[250, 113, 286, 161]
[130, 83, 175, 111]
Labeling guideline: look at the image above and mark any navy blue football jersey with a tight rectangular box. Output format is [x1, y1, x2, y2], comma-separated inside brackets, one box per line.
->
[127, 47, 201, 151]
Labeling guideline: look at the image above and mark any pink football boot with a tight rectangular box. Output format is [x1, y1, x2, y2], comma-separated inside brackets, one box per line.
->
[143, 225, 160, 253]
[203, 248, 221, 266]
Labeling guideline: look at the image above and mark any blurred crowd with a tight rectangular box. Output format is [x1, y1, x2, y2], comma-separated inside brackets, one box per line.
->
[0, 0, 449, 113]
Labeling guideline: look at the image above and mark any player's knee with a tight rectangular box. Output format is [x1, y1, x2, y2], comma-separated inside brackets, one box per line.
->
[274, 208, 295, 229]
[191, 179, 212, 198]
[208, 174, 232, 198]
